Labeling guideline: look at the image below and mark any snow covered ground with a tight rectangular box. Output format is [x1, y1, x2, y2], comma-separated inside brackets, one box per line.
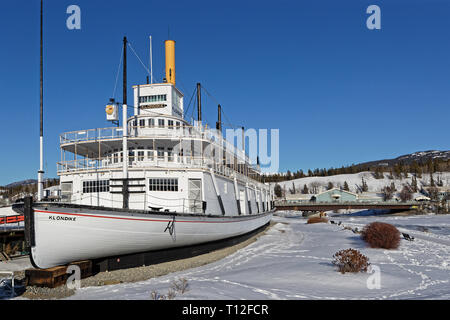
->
[65, 211, 450, 300]
[0, 206, 20, 217]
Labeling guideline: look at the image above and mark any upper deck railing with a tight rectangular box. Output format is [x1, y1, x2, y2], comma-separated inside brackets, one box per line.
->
[57, 155, 262, 185]
[60, 124, 251, 165]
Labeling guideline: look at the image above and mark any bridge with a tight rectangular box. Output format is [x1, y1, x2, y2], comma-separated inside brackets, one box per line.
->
[274, 201, 421, 212]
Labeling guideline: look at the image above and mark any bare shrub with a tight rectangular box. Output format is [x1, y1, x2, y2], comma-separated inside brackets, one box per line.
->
[381, 185, 394, 201]
[307, 217, 328, 224]
[399, 185, 413, 202]
[361, 222, 400, 249]
[332, 248, 370, 274]
[167, 289, 177, 300]
[4, 242, 20, 255]
[171, 277, 189, 294]
[150, 290, 166, 300]
[151, 278, 189, 300]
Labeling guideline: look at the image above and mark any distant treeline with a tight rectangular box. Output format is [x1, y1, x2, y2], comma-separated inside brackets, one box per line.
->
[263, 158, 450, 183]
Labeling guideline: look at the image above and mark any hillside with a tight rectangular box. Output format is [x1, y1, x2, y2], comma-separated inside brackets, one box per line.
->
[264, 150, 450, 183]
[272, 171, 450, 195]
[354, 150, 450, 169]
[4, 179, 38, 188]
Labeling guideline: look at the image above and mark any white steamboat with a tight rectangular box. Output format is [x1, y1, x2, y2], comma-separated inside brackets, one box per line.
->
[16, 37, 273, 269]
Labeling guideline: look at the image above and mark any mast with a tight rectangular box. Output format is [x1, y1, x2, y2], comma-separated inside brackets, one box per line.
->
[149, 35, 153, 84]
[37, 0, 44, 201]
[196, 83, 202, 122]
[123, 36, 127, 106]
[122, 36, 129, 209]
[216, 104, 222, 132]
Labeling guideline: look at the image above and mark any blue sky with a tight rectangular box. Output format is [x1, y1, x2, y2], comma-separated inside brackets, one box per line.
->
[1, 0, 449, 185]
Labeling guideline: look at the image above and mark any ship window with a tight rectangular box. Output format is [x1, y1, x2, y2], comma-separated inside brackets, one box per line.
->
[137, 147, 144, 161]
[149, 178, 178, 192]
[82, 180, 110, 193]
[168, 120, 174, 129]
[157, 147, 164, 159]
[139, 119, 145, 127]
[158, 119, 165, 128]
[176, 121, 180, 129]
[168, 148, 173, 161]
[139, 94, 167, 103]
[148, 118, 155, 127]
[147, 147, 154, 160]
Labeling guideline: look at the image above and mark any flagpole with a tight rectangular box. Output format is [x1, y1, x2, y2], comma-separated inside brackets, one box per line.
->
[149, 35, 153, 84]
[38, 0, 44, 201]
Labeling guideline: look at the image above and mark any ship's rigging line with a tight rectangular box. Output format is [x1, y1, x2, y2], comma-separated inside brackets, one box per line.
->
[201, 85, 236, 130]
[112, 46, 124, 100]
[128, 40, 191, 94]
[126, 41, 237, 130]
[183, 87, 197, 121]
[127, 41, 151, 76]
[112, 41, 237, 131]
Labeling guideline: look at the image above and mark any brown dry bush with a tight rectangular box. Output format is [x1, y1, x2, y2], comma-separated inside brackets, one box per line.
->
[4, 242, 20, 255]
[332, 248, 370, 274]
[361, 222, 400, 249]
[307, 217, 328, 224]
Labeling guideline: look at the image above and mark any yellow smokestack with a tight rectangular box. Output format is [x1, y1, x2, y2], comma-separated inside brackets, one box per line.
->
[165, 40, 176, 85]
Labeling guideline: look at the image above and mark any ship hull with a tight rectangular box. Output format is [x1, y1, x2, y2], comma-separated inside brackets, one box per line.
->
[20, 203, 272, 269]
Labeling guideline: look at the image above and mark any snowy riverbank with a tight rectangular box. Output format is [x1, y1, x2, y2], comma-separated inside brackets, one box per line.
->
[63, 211, 450, 300]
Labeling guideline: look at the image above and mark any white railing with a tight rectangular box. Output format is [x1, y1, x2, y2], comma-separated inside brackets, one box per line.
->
[57, 155, 257, 184]
[61, 125, 210, 145]
[60, 127, 124, 144]
[60, 125, 252, 167]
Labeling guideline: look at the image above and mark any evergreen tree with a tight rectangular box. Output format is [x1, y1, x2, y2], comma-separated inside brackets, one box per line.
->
[388, 170, 394, 179]
[302, 184, 309, 194]
[289, 182, 296, 194]
[361, 177, 369, 192]
[393, 164, 402, 179]
[426, 159, 434, 174]
[437, 174, 444, 187]
[411, 175, 418, 193]
[343, 181, 350, 191]
[274, 184, 282, 198]
[382, 185, 394, 201]
[372, 166, 384, 179]
[327, 181, 334, 190]
[430, 173, 435, 187]
[286, 170, 292, 180]
[390, 181, 397, 192]
[399, 185, 413, 202]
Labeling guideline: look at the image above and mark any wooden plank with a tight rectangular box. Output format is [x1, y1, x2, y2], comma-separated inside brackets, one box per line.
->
[25, 265, 67, 288]
[25, 260, 92, 288]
